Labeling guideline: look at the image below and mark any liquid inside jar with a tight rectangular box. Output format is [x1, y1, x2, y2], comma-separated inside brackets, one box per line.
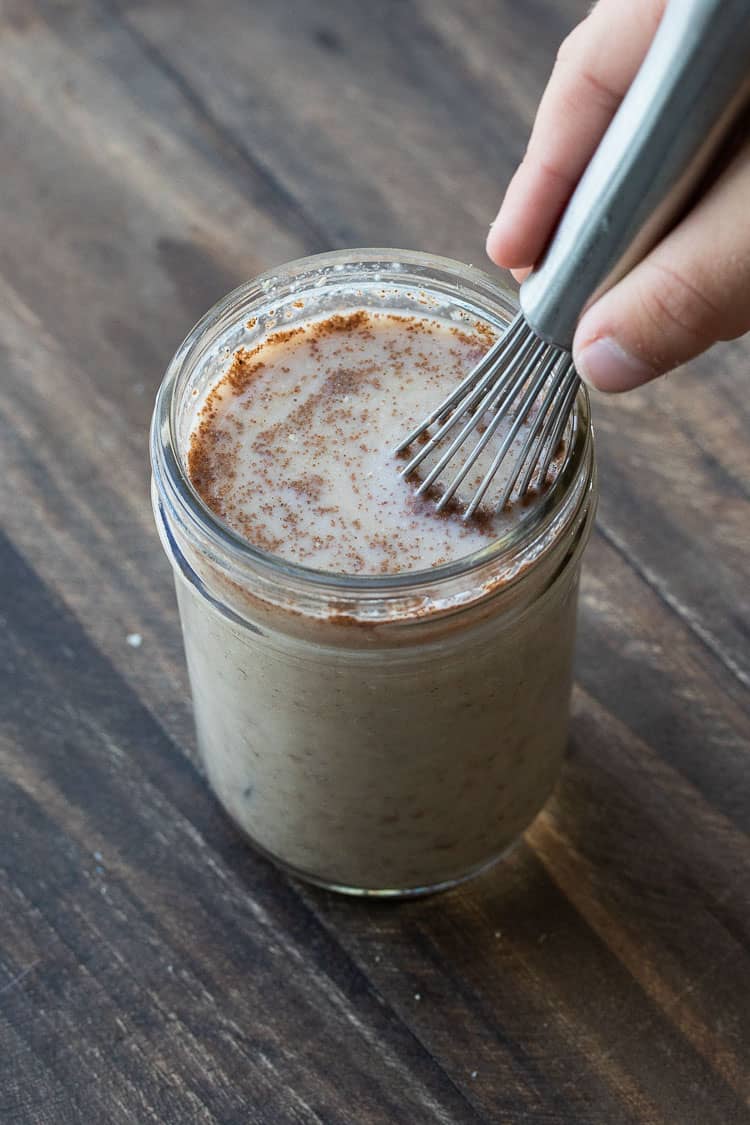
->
[152, 255, 595, 896]
[186, 309, 563, 574]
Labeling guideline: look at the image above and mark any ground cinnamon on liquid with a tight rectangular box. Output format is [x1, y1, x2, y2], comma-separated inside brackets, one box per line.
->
[187, 309, 562, 574]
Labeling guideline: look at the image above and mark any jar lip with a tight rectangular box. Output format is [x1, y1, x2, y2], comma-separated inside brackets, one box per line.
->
[151, 248, 593, 596]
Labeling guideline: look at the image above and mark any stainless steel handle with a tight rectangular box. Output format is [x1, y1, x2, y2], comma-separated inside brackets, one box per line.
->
[520, 0, 750, 350]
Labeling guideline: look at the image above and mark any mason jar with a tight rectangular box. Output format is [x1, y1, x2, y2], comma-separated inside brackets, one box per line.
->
[150, 249, 597, 897]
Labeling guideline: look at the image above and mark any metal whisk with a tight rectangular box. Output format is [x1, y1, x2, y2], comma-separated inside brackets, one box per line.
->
[395, 314, 578, 518]
[396, 0, 750, 517]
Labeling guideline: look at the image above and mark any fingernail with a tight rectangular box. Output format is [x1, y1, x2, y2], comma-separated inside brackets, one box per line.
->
[575, 337, 656, 393]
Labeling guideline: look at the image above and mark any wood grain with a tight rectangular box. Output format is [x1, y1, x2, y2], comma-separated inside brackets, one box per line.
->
[1, 1, 749, 1122]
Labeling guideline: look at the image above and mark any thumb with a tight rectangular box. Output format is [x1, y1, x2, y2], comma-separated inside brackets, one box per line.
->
[572, 144, 750, 393]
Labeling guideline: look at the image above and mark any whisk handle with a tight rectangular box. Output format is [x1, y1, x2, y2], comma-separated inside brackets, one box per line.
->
[520, 0, 750, 351]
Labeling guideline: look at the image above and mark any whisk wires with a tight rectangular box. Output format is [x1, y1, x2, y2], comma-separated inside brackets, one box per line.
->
[394, 313, 580, 518]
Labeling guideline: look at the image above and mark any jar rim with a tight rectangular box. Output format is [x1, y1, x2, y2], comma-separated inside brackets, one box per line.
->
[150, 248, 593, 600]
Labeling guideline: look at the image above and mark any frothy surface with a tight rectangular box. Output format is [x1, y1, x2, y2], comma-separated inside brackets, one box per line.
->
[187, 310, 558, 574]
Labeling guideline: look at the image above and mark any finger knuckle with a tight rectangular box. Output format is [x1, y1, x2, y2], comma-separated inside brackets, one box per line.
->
[554, 14, 619, 115]
[639, 260, 720, 343]
[576, 67, 621, 114]
[555, 22, 587, 67]
[536, 156, 575, 188]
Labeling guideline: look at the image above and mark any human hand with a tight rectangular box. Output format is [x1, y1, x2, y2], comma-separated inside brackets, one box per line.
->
[486, 0, 750, 393]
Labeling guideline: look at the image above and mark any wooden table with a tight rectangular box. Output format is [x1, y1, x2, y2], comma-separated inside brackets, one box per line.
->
[2, 2, 749, 1122]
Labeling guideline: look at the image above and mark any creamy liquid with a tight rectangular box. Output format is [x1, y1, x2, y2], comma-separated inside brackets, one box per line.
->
[168, 305, 586, 892]
[188, 310, 558, 574]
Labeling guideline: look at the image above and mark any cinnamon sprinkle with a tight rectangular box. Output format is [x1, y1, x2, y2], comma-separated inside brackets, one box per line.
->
[186, 309, 560, 575]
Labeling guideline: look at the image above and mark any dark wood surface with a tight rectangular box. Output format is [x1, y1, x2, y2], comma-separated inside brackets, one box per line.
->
[1, 1, 749, 1121]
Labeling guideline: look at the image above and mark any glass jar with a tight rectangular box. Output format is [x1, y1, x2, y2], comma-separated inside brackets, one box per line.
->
[150, 249, 597, 897]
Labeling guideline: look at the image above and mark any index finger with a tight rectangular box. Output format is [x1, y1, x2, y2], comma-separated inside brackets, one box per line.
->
[487, 0, 667, 271]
